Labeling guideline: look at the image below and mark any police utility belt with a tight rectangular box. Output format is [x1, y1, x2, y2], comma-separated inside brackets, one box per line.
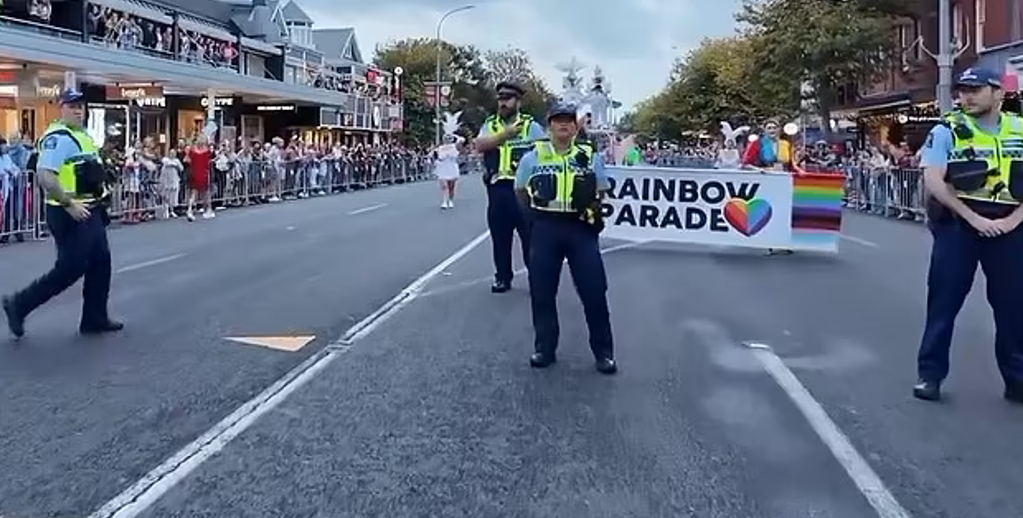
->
[943, 112, 1023, 205]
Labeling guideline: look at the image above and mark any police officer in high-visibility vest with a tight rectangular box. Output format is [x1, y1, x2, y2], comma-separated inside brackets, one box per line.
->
[915, 67, 1023, 403]
[2, 88, 123, 339]
[514, 102, 616, 374]
[475, 80, 546, 293]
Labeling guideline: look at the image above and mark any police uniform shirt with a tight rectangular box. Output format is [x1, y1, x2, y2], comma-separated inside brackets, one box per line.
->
[37, 130, 85, 174]
[514, 147, 612, 191]
[476, 117, 547, 143]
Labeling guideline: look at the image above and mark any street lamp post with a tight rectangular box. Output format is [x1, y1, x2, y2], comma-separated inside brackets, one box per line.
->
[435, 4, 476, 146]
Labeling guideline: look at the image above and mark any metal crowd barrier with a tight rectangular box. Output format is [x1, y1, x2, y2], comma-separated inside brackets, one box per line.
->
[0, 170, 38, 244]
[801, 165, 925, 221]
[0, 154, 434, 243]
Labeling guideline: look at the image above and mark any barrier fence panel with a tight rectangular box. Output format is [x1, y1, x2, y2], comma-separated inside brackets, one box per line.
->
[0, 170, 39, 244]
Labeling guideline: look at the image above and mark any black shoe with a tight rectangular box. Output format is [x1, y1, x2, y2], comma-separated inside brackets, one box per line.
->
[913, 379, 941, 401]
[1004, 384, 1023, 404]
[80, 320, 124, 335]
[491, 280, 511, 293]
[2, 296, 24, 339]
[529, 352, 556, 368]
[595, 358, 618, 375]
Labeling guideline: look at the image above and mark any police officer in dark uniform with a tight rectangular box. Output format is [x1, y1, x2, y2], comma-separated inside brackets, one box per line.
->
[2, 88, 124, 339]
[475, 80, 546, 293]
[514, 102, 616, 374]
[914, 67, 1023, 402]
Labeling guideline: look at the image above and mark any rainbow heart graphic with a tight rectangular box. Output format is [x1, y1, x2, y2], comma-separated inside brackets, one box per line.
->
[723, 198, 773, 237]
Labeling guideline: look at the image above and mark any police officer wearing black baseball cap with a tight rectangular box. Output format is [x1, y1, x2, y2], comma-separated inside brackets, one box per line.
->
[514, 101, 616, 374]
[914, 67, 1023, 402]
[2, 88, 123, 339]
[475, 80, 546, 293]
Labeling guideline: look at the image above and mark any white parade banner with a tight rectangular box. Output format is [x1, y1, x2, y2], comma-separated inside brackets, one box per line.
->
[601, 167, 844, 252]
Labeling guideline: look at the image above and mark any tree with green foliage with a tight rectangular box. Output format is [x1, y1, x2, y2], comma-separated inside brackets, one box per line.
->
[737, 0, 900, 133]
[628, 35, 799, 141]
[374, 40, 551, 145]
[481, 48, 556, 121]
[374, 37, 490, 145]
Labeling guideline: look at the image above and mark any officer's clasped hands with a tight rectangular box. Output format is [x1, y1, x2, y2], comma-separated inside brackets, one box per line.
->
[65, 200, 91, 222]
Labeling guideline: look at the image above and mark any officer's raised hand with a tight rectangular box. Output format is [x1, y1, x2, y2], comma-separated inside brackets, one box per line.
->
[502, 118, 525, 138]
[64, 199, 90, 221]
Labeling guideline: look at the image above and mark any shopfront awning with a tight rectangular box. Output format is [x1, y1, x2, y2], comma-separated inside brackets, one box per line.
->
[1, 24, 350, 106]
[89, 0, 172, 25]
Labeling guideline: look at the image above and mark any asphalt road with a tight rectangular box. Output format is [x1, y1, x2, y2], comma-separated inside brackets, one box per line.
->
[2, 177, 1021, 518]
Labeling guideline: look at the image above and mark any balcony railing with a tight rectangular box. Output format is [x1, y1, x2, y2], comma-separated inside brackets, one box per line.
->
[1, 10, 404, 103]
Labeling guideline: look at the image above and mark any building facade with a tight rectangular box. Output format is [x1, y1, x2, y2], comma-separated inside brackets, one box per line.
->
[831, 0, 979, 149]
[0, 0, 402, 148]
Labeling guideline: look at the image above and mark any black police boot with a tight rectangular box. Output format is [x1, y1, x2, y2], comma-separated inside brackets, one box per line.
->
[80, 320, 125, 336]
[1004, 383, 1023, 404]
[491, 280, 511, 293]
[2, 295, 25, 339]
[912, 379, 941, 401]
[595, 358, 618, 375]
[529, 352, 556, 368]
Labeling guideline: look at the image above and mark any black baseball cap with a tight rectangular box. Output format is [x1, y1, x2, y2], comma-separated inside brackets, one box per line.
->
[547, 102, 577, 121]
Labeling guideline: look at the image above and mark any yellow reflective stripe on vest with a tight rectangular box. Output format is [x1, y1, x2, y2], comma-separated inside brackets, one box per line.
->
[947, 112, 1023, 204]
[42, 122, 103, 206]
[491, 114, 533, 182]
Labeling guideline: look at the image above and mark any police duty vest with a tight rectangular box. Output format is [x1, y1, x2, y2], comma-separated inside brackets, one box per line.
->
[526, 140, 597, 213]
[944, 111, 1023, 204]
[483, 113, 534, 183]
[40, 122, 106, 206]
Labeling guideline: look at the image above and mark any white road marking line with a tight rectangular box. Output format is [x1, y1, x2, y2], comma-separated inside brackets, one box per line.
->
[88, 230, 492, 518]
[416, 239, 649, 299]
[115, 254, 186, 273]
[746, 343, 912, 518]
[347, 203, 388, 215]
[840, 234, 879, 248]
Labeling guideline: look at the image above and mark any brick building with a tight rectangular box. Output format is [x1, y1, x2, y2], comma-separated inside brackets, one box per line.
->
[831, 0, 989, 149]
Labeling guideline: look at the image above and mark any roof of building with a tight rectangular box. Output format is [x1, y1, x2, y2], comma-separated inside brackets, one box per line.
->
[270, 0, 314, 24]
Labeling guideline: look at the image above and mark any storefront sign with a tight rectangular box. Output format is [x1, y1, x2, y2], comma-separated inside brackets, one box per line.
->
[36, 84, 61, 98]
[106, 85, 164, 101]
[134, 97, 167, 108]
[256, 104, 295, 112]
[201, 97, 235, 107]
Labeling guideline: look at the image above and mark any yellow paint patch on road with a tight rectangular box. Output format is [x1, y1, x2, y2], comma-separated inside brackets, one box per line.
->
[224, 335, 316, 352]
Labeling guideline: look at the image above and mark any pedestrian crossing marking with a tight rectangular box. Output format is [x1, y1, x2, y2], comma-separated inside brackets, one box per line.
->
[224, 335, 316, 351]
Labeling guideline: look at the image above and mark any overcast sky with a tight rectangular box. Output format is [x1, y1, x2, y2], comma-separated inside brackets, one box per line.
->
[299, 0, 742, 111]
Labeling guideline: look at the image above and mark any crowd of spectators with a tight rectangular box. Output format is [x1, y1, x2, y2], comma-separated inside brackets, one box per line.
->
[0, 132, 434, 242]
[86, 5, 238, 68]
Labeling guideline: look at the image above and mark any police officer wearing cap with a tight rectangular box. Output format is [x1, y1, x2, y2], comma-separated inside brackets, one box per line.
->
[2, 88, 123, 339]
[915, 67, 1023, 402]
[475, 80, 546, 293]
[514, 102, 616, 374]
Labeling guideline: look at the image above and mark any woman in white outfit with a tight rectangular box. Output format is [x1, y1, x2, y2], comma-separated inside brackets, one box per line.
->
[434, 111, 464, 209]
[716, 121, 749, 169]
